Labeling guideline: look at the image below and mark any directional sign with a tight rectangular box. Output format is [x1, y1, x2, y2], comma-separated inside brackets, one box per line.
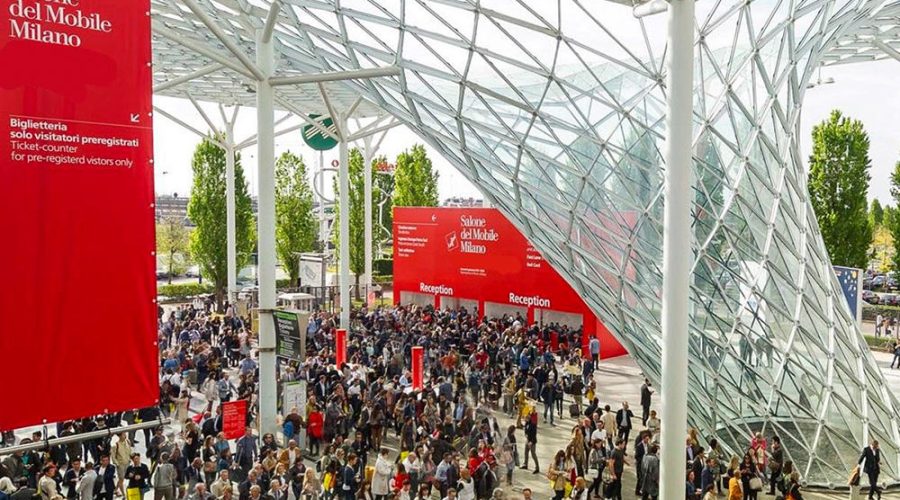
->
[274, 310, 307, 360]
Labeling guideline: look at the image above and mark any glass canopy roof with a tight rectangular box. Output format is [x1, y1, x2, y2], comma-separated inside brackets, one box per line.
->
[150, 0, 900, 487]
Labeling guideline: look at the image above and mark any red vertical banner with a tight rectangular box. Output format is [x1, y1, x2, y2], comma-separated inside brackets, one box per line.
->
[411, 346, 424, 390]
[335, 329, 347, 367]
[0, 0, 156, 430]
[222, 400, 248, 439]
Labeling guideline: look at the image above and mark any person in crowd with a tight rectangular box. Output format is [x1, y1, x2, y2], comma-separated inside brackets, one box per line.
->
[859, 440, 881, 500]
[640, 444, 659, 500]
[615, 403, 633, 451]
[785, 472, 803, 500]
[639, 379, 653, 427]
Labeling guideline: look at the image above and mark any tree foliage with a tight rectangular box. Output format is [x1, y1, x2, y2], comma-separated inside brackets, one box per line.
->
[891, 160, 900, 274]
[275, 151, 317, 285]
[807, 110, 872, 268]
[394, 144, 439, 207]
[332, 148, 367, 299]
[187, 136, 256, 307]
[157, 216, 191, 283]
[870, 199, 884, 228]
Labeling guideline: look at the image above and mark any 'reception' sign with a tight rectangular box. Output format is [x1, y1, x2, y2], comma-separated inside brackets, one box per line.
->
[0, 0, 156, 430]
[393, 207, 628, 359]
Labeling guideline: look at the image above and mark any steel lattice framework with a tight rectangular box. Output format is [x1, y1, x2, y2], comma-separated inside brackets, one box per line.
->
[150, 0, 900, 487]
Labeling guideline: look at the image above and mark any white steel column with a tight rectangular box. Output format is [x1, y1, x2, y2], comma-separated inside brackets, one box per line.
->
[338, 114, 351, 327]
[363, 136, 373, 301]
[256, 29, 278, 437]
[224, 125, 237, 304]
[659, 0, 695, 498]
[318, 151, 326, 249]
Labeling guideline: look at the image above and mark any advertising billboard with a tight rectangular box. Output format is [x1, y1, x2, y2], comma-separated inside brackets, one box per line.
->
[0, 0, 156, 429]
[833, 266, 863, 326]
[393, 207, 626, 358]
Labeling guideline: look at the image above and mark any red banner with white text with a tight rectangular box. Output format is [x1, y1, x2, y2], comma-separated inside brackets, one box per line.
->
[393, 207, 628, 359]
[0, 0, 156, 430]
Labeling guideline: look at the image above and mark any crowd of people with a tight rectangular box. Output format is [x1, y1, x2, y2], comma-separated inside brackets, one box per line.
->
[0, 301, 874, 500]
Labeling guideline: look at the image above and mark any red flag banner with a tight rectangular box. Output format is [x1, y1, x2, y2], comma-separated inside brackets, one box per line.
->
[411, 346, 424, 390]
[222, 400, 248, 440]
[335, 329, 347, 367]
[0, 0, 156, 430]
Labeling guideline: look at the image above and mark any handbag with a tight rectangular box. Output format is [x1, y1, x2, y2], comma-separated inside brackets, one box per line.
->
[749, 476, 763, 491]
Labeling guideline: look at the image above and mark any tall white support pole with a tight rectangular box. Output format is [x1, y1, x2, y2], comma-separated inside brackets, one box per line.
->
[338, 114, 351, 328]
[318, 151, 326, 249]
[225, 125, 237, 304]
[256, 30, 278, 437]
[659, 0, 695, 498]
[363, 136, 373, 303]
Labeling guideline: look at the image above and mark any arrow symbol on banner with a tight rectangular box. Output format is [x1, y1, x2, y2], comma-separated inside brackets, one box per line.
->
[431, 214, 437, 222]
[130, 113, 140, 123]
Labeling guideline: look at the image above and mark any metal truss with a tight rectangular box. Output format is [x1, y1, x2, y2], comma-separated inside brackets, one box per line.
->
[149, 0, 900, 487]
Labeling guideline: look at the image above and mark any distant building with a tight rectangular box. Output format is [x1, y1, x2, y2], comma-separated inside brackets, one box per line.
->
[442, 197, 484, 207]
[155, 193, 260, 225]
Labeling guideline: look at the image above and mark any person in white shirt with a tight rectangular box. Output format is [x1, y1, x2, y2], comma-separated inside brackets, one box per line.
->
[456, 469, 475, 500]
[402, 452, 422, 493]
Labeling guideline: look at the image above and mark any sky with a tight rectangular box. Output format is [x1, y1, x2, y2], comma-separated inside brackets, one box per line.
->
[153, 59, 900, 206]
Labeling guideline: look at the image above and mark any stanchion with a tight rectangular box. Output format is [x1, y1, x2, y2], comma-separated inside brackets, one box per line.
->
[335, 328, 347, 367]
[411, 346, 424, 390]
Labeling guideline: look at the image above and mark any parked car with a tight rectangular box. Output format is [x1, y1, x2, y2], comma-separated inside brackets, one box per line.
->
[872, 275, 886, 288]
[862, 290, 879, 304]
[881, 293, 897, 306]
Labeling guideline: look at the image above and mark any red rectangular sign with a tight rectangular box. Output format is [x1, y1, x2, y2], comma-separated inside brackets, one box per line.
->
[411, 346, 424, 390]
[335, 328, 347, 367]
[0, 0, 156, 430]
[222, 400, 248, 440]
[393, 207, 628, 359]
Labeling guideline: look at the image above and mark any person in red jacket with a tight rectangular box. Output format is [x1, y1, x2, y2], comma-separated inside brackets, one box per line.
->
[306, 406, 324, 457]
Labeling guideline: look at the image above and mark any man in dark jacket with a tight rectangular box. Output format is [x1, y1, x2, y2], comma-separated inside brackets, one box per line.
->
[616, 402, 634, 451]
[94, 455, 117, 500]
[859, 440, 881, 500]
[640, 379, 653, 426]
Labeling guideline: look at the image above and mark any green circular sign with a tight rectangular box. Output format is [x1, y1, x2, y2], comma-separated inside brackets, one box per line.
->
[303, 114, 338, 151]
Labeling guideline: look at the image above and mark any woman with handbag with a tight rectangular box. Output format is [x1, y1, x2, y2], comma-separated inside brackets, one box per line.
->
[739, 454, 761, 500]
[548, 450, 569, 500]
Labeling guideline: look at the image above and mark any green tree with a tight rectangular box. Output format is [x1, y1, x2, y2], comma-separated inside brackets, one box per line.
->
[187, 136, 256, 308]
[870, 198, 884, 228]
[891, 161, 900, 274]
[394, 144, 439, 207]
[807, 110, 872, 268]
[275, 151, 317, 285]
[332, 148, 367, 299]
[157, 216, 191, 283]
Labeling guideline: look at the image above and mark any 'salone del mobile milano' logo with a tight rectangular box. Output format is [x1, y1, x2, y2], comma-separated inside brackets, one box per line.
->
[444, 215, 500, 255]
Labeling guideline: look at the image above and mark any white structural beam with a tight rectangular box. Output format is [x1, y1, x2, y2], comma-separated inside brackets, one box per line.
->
[152, 106, 226, 148]
[152, 22, 255, 80]
[659, 0, 695, 498]
[338, 113, 351, 328]
[153, 63, 223, 93]
[261, 0, 283, 44]
[317, 83, 344, 140]
[180, 0, 264, 81]
[363, 135, 374, 301]
[187, 94, 222, 136]
[873, 39, 900, 62]
[224, 124, 237, 304]
[274, 96, 341, 142]
[269, 66, 401, 87]
[256, 27, 278, 437]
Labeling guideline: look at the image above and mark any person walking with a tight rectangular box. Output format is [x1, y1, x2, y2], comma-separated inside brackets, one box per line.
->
[151, 453, 176, 500]
[547, 451, 569, 500]
[589, 337, 600, 366]
[640, 380, 653, 427]
[767, 437, 784, 495]
[615, 403, 634, 452]
[540, 382, 556, 426]
[521, 409, 540, 474]
[858, 440, 881, 500]
[640, 445, 660, 500]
